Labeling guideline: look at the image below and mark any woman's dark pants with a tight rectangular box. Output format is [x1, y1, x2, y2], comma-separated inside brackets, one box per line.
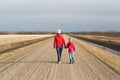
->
[56, 46, 63, 62]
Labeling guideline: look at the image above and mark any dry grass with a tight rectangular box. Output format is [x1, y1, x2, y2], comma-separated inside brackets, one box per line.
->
[75, 35, 120, 42]
[0, 35, 53, 53]
[73, 35, 120, 51]
[0, 35, 53, 45]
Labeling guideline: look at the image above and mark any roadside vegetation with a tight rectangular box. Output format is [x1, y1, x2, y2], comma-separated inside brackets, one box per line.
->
[70, 32, 120, 52]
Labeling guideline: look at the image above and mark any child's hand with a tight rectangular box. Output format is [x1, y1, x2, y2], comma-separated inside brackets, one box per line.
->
[64, 46, 67, 49]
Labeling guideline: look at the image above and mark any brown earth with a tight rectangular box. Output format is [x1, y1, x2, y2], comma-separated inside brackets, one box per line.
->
[0, 35, 120, 80]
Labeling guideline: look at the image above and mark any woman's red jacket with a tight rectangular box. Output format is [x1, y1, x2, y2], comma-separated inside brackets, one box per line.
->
[54, 34, 66, 48]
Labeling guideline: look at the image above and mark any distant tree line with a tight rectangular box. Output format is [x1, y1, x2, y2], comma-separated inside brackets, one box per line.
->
[70, 32, 120, 37]
[0, 31, 55, 35]
[0, 31, 120, 37]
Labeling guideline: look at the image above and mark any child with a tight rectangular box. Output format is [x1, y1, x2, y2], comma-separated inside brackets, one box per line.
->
[66, 38, 75, 64]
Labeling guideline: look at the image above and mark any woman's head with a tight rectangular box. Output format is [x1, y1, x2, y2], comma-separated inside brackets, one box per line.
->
[57, 29, 61, 34]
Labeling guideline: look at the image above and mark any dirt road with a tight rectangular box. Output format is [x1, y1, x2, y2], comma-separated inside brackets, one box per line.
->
[0, 36, 120, 80]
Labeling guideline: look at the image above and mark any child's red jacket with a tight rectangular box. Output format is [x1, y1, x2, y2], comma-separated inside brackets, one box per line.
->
[67, 42, 75, 53]
[54, 34, 66, 48]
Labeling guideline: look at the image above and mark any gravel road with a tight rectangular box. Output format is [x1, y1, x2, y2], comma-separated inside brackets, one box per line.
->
[0, 36, 119, 80]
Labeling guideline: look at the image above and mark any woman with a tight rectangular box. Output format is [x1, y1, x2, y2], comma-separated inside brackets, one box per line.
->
[53, 29, 66, 64]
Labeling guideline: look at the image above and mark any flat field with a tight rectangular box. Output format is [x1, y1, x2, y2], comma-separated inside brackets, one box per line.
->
[72, 34, 120, 52]
[0, 35, 53, 45]
[74, 34, 120, 42]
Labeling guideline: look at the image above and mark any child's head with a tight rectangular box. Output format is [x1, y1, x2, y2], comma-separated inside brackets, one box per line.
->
[68, 38, 72, 42]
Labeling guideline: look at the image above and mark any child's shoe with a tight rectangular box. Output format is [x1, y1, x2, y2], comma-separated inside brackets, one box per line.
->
[72, 58, 74, 64]
[70, 59, 72, 64]
[72, 60, 74, 64]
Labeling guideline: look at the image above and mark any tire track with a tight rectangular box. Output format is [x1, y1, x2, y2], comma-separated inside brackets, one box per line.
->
[0, 39, 51, 80]
[11, 39, 52, 80]
[0, 40, 45, 73]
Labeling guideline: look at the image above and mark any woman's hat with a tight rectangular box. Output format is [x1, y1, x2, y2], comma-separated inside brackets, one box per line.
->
[57, 29, 61, 33]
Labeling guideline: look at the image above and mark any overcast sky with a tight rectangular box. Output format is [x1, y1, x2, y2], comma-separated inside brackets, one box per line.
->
[0, 0, 120, 32]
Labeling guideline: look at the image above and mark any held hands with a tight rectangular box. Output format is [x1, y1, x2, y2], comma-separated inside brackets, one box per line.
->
[64, 45, 67, 49]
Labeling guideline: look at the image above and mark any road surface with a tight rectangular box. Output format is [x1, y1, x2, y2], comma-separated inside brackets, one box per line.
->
[0, 36, 120, 80]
